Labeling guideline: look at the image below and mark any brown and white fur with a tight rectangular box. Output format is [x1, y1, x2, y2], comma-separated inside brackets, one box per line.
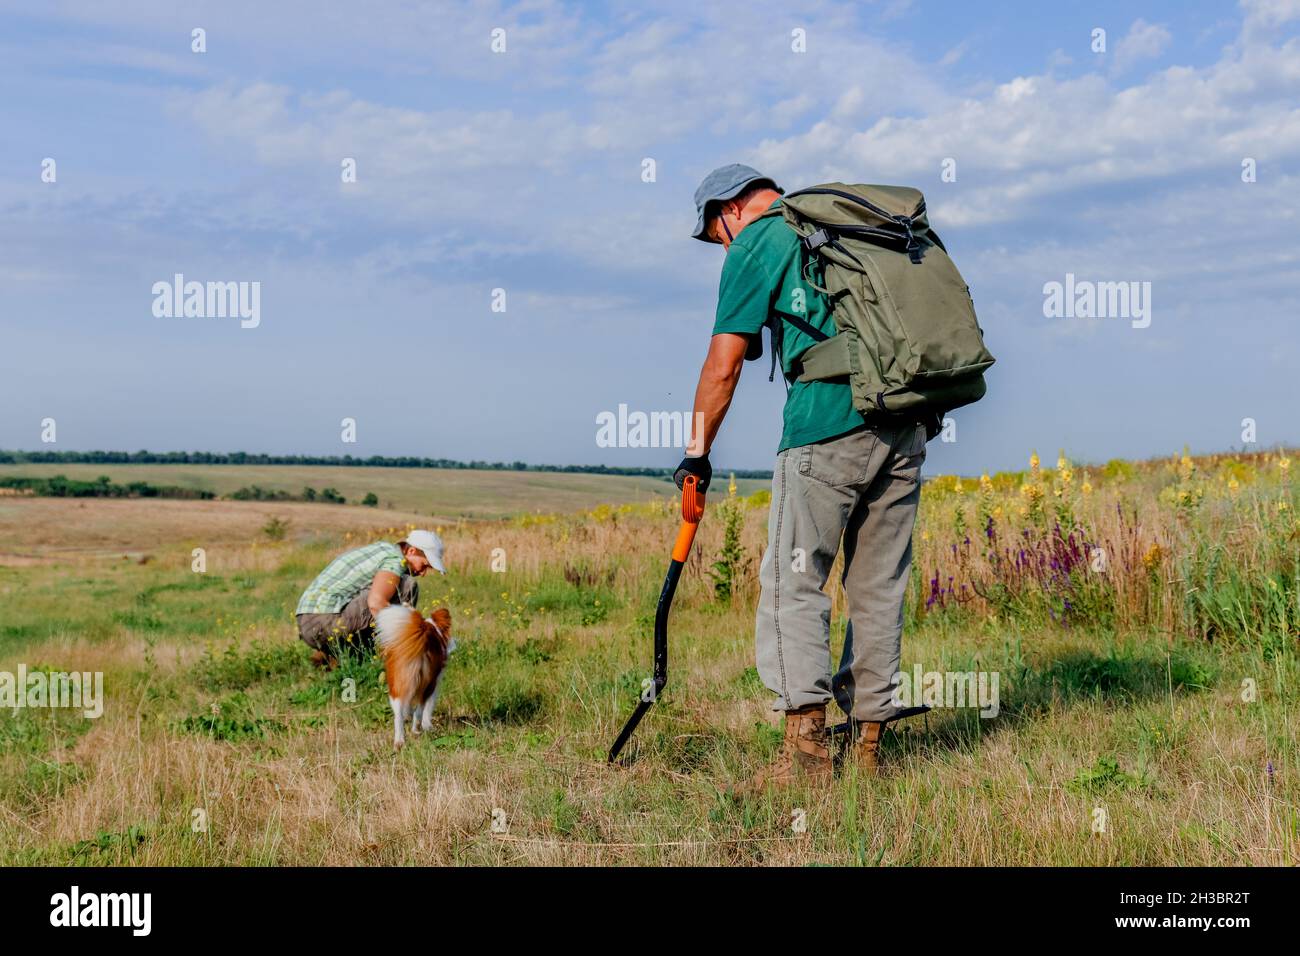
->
[375, 605, 455, 750]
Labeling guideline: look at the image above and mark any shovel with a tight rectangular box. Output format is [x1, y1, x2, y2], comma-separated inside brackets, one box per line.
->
[607, 473, 706, 763]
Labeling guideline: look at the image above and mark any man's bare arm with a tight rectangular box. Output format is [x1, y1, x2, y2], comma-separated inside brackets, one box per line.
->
[367, 571, 400, 618]
[687, 332, 750, 456]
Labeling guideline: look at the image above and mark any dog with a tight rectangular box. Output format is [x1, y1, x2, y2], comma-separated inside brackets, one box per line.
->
[375, 605, 455, 750]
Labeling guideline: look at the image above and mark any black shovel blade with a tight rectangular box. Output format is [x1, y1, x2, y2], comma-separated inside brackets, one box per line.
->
[608, 698, 653, 763]
[827, 705, 932, 737]
[607, 558, 684, 764]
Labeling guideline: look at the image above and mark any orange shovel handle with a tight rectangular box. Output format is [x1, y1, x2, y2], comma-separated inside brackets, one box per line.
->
[671, 474, 706, 562]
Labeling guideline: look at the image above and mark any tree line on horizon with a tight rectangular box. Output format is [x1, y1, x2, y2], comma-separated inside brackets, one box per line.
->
[0, 449, 775, 480]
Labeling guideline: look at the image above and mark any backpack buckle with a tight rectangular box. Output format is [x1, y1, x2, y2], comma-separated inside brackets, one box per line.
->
[803, 228, 832, 252]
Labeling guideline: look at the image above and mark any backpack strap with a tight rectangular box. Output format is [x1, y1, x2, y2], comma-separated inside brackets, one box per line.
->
[765, 308, 830, 385]
[758, 198, 837, 384]
[775, 308, 830, 343]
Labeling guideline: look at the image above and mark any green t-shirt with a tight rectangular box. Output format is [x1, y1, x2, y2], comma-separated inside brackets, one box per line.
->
[712, 200, 865, 453]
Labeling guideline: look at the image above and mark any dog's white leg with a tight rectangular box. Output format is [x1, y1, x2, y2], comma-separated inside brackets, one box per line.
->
[410, 699, 421, 735]
[420, 673, 444, 732]
[390, 696, 405, 750]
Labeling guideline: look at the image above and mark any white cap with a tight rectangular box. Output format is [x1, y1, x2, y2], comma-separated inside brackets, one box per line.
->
[403, 529, 446, 574]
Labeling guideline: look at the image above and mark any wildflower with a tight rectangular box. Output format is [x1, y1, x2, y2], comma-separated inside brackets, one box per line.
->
[1020, 482, 1043, 501]
[1227, 478, 1240, 495]
[1142, 544, 1163, 570]
[980, 473, 993, 494]
[1029, 451, 1040, 471]
[1081, 481, 1093, 495]
[1279, 456, 1291, 474]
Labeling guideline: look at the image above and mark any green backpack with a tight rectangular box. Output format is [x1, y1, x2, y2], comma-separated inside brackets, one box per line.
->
[759, 183, 994, 423]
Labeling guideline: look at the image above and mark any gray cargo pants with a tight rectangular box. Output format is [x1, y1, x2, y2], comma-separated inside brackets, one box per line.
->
[755, 420, 926, 722]
[296, 575, 420, 654]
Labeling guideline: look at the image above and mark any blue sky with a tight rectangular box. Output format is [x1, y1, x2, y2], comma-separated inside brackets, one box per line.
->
[1, 0, 1297, 475]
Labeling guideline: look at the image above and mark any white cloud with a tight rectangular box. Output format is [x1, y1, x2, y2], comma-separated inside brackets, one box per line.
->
[750, 27, 1300, 230]
[1112, 19, 1173, 73]
[1241, 0, 1300, 29]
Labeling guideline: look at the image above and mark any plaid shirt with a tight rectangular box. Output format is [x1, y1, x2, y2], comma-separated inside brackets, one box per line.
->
[295, 541, 407, 615]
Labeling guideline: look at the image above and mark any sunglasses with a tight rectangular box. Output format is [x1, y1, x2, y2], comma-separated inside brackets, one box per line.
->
[710, 206, 735, 245]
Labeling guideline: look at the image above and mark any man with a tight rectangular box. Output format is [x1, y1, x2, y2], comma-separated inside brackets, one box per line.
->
[295, 529, 446, 665]
[676, 164, 928, 787]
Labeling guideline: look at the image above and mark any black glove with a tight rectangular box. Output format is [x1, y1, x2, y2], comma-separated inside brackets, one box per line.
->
[673, 453, 712, 492]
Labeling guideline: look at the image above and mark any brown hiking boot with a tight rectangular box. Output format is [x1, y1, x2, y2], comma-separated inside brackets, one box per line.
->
[309, 649, 337, 670]
[737, 704, 832, 794]
[854, 720, 886, 775]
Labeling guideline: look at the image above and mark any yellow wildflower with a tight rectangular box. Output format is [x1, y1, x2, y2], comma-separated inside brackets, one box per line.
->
[1142, 544, 1163, 570]
[1020, 482, 1043, 501]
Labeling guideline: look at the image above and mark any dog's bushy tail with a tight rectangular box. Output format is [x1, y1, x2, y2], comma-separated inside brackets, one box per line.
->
[376, 605, 425, 656]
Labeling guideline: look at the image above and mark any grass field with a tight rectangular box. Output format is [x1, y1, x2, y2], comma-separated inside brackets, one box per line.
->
[0, 462, 766, 519]
[0, 451, 1295, 865]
